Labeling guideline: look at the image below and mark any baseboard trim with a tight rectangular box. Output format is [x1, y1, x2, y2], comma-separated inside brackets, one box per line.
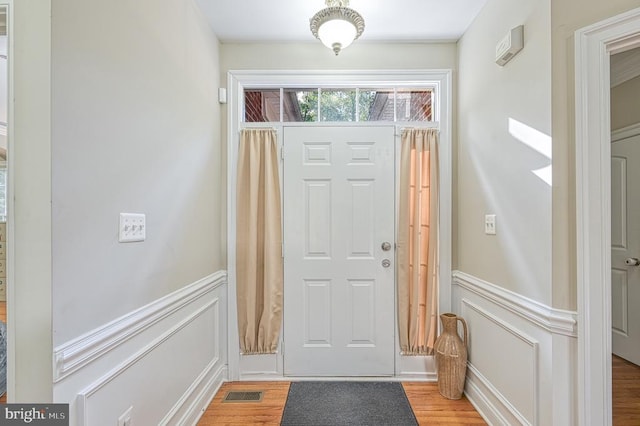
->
[452, 271, 577, 336]
[54, 271, 227, 382]
[76, 298, 220, 426]
[396, 353, 437, 380]
[162, 362, 228, 426]
[464, 366, 510, 426]
[466, 364, 531, 426]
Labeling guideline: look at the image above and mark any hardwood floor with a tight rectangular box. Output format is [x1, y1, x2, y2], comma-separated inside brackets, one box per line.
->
[613, 355, 640, 425]
[198, 381, 486, 425]
[199, 382, 290, 425]
[403, 382, 486, 425]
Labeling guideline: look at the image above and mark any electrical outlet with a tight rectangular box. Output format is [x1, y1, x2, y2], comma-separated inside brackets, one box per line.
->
[117, 406, 133, 426]
[485, 214, 496, 235]
[119, 213, 146, 243]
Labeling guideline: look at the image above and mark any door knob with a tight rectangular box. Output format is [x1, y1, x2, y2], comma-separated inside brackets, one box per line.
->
[381, 242, 392, 251]
[625, 257, 640, 266]
[382, 259, 391, 268]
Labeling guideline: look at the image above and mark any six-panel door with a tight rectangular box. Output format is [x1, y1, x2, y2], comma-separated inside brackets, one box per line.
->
[283, 126, 396, 376]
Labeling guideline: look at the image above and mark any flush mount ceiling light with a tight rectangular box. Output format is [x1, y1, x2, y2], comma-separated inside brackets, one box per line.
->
[310, 0, 365, 56]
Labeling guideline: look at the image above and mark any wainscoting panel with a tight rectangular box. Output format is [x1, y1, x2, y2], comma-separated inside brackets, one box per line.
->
[461, 299, 538, 424]
[452, 271, 577, 426]
[54, 271, 228, 426]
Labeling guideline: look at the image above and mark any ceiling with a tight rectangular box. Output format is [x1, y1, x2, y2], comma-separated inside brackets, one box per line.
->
[195, 0, 488, 43]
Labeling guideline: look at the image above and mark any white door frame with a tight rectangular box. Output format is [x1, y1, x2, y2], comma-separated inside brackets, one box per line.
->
[226, 70, 452, 380]
[575, 6, 640, 425]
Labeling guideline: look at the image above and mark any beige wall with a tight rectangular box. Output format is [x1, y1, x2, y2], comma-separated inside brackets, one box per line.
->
[51, 0, 223, 344]
[221, 42, 457, 73]
[457, 0, 552, 304]
[611, 74, 640, 131]
[551, 0, 640, 310]
[12, 0, 53, 402]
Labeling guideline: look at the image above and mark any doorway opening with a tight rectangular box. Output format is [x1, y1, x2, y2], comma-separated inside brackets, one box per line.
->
[226, 70, 452, 380]
[610, 46, 640, 420]
[575, 6, 640, 425]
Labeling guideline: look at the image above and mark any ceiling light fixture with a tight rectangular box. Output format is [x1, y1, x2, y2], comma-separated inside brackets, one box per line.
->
[310, 0, 365, 56]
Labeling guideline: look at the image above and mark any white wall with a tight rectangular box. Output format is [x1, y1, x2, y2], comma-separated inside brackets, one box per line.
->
[611, 74, 640, 131]
[457, 0, 552, 305]
[51, 0, 224, 345]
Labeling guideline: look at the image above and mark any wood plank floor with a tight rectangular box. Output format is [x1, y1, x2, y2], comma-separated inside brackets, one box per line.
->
[198, 381, 486, 425]
[613, 355, 640, 425]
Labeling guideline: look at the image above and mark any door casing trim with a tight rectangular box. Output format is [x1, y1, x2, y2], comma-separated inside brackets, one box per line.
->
[575, 7, 640, 425]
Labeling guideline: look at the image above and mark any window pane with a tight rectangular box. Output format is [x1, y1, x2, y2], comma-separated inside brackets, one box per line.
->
[396, 89, 433, 122]
[359, 89, 395, 121]
[283, 89, 318, 122]
[320, 89, 356, 122]
[244, 89, 281, 122]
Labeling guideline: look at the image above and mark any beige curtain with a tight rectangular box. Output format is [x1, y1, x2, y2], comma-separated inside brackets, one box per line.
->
[236, 129, 283, 354]
[397, 128, 439, 355]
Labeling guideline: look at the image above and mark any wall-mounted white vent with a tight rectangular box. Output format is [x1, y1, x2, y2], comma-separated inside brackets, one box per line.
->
[496, 25, 524, 66]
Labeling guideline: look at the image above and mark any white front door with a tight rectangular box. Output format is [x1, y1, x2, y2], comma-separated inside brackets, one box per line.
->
[611, 132, 640, 366]
[283, 126, 395, 376]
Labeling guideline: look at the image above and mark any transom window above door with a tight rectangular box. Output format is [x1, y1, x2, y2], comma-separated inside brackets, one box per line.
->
[243, 87, 434, 123]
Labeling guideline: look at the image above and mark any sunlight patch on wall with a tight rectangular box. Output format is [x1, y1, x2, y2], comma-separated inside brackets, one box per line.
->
[508, 118, 552, 186]
[532, 165, 552, 186]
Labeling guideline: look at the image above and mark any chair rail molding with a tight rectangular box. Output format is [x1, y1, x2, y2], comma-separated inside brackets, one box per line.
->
[452, 271, 577, 337]
[611, 122, 640, 142]
[452, 270, 577, 425]
[53, 271, 227, 382]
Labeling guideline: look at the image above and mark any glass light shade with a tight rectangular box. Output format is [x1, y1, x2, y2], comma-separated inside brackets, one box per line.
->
[310, 3, 364, 56]
[317, 19, 357, 51]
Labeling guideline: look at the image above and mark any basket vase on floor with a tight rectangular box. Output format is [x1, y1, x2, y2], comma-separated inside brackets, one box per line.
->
[434, 313, 468, 400]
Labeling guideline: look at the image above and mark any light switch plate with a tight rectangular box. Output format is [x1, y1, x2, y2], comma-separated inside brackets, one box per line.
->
[119, 213, 146, 243]
[485, 214, 496, 235]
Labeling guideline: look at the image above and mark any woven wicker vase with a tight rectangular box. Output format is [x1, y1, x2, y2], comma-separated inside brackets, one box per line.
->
[434, 313, 468, 400]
